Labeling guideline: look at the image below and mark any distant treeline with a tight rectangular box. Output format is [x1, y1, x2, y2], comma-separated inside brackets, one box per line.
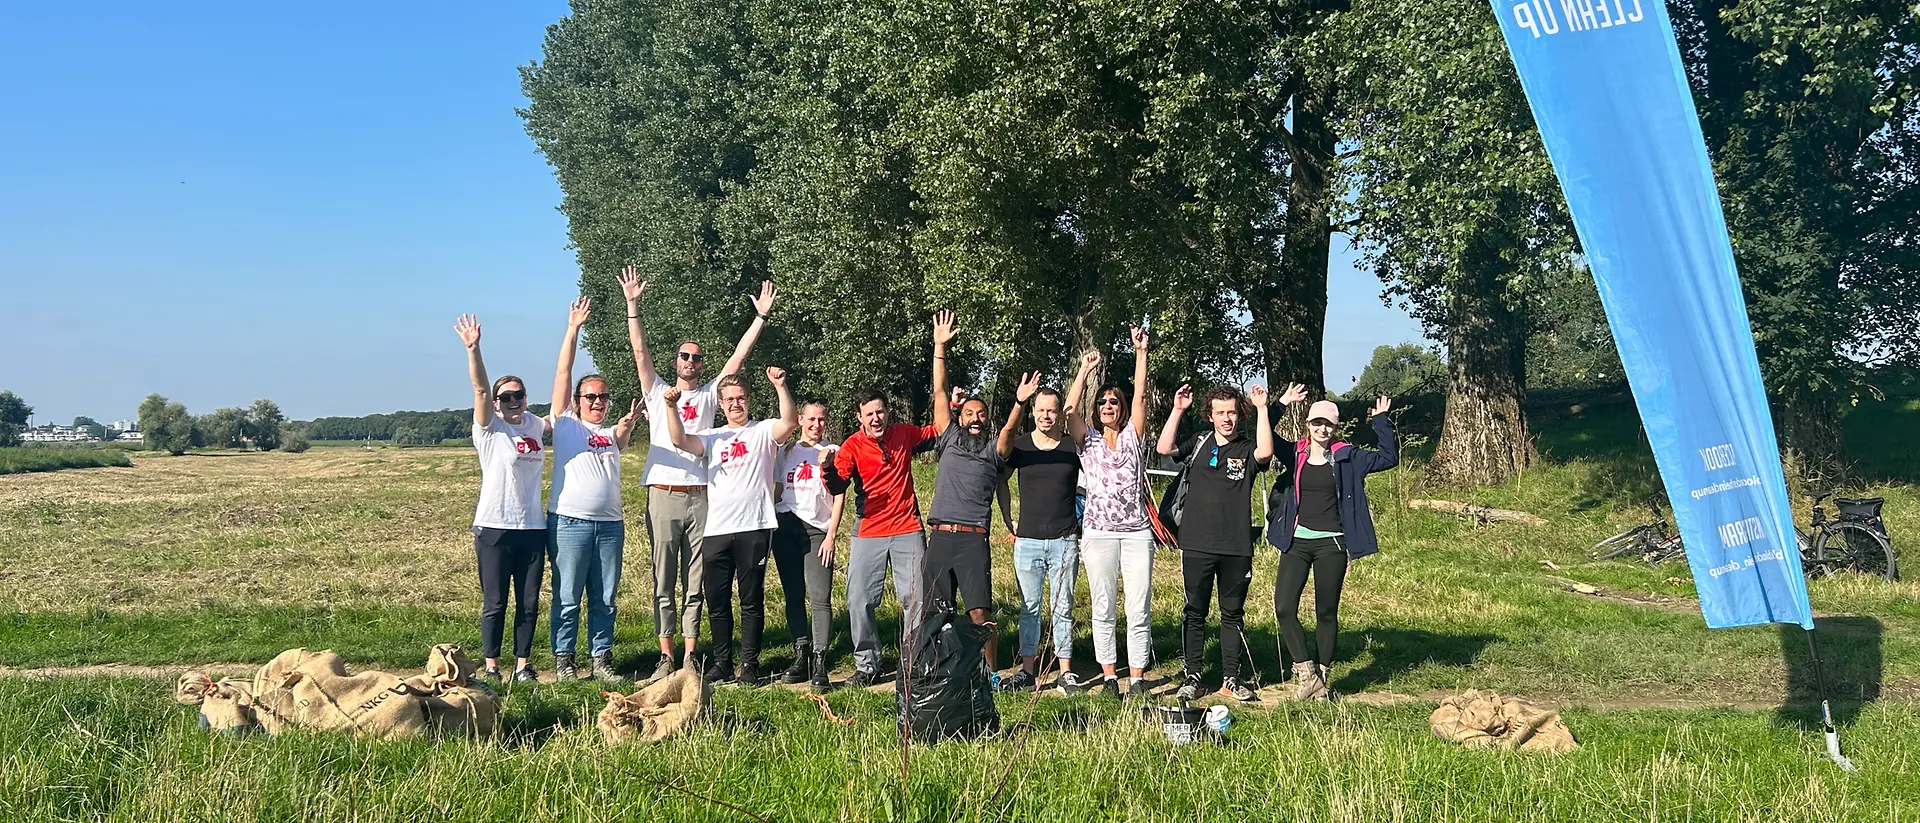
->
[306, 406, 552, 442]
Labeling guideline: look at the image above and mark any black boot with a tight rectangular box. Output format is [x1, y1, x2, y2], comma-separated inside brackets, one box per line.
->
[810, 650, 832, 693]
[780, 642, 811, 684]
[738, 654, 763, 687]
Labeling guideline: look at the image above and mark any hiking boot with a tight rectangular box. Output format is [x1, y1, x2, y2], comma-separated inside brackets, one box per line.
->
[846, 668, 877, 689]
[513, 665, 539, 684]
[1291, 661, 1328, 702]
[1101, 675, 1123, 698]
[647, 656, 676, 684]
[591, 653, 621, 682]
[1000, 669, 1037, 693]
[810, 651, 832, 693]
[1175, 673, 1201, 702]
[1127, 678, 1151, 699]
[781, 645, 811, 684]
[1219, 676, 1257, 702]
[738, 660, 763, 687]
[554, 654, 579, 681]
[705, 661, 736, 684]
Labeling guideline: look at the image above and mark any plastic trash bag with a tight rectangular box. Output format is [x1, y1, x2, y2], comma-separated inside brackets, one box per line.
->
[897, 608, 999, 743]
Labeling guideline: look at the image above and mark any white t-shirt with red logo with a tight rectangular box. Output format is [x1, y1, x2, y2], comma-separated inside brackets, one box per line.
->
[776, 441, 840, 532]
[699, 419, 781, 537]
[549, 413, 624, 521]
[472, 413, 548, 530]
[642, 379, 718, 487]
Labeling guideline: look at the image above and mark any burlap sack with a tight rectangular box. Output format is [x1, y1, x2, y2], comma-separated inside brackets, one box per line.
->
[250, 647, 422, 740]
[175, 672, 257, 734]
[404, 644, 499, 739]
[599, 667, 709, 745]
[1429, 689, 1580, 755]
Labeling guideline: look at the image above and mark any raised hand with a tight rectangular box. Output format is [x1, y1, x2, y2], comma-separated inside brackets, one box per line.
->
[751, 280, 778, 317]
[618, 266, 647, 302]
[1080, 349, 1101, 372]
[454, 314, 481, 349]
[932, 309, 958, 346]
[663, 386, 683, 405]
[1015, 371, 1042, 403]
[950, 386, 968, 407]
[1280, 383, 1309, 406]
[1172, 384, 1194, 411]
[766, 366, 788, 387]
[1129, 323, 1150, 350]
[618, 398, 641, 427]
[567, 296, 592, 328]
[1248, 384, 1269, 407]
[1371, 395, 1393, 418]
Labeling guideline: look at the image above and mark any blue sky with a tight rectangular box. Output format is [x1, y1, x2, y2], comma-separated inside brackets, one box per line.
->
[0, 2, 1425, 426]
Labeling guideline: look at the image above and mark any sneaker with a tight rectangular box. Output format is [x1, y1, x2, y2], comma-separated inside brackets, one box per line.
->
[478, 667, 503, 685]
[781, 648, 810, 684]
[646, 656, 676, 684]
[846, 668, 877, 689]
[1001, 669, 1037, 693]
[1127, 678, 1151, 699]
[590, 653, 621, 682]
[1219, 676, 1257, 702]
[554, 654, 579, 681]
[738, 661, 763, 687]
[1054, 671, 1083, 695]
[1101, 675, 1122, 698]
[706, 661, 737, 684]
[513, 665, 539, 684]
[1175, 674, 1201, 702]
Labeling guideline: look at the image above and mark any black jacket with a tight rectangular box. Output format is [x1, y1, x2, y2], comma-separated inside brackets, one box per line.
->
[1265, 415, 1398, 559]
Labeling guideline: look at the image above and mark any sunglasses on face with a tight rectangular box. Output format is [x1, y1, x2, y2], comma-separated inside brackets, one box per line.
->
[677, 352, 705, 362]
[1096, 397, 1123, 407]
[578, 393, 611, 403]
[496, 391, 527, 403]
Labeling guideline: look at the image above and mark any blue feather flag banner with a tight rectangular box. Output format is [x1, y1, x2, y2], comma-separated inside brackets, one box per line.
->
[1488, 0, 1813, 628]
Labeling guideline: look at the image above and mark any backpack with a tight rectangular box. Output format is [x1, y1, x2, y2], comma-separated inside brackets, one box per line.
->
[1154, 433, 1212, 545]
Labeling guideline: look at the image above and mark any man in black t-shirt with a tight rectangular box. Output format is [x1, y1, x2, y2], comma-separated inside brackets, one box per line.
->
[1156, 382, 1280, 702]
[993, 375, 1089, 694]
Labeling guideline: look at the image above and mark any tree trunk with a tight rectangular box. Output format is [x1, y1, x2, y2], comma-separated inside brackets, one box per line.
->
[1248, 78, 1336, 441]
[1773, 388, 1848, 483]
[1432, 265, 1535, 486]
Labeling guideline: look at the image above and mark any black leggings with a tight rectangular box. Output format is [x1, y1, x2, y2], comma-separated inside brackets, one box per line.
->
[1181, 550, 1252, 680]
[704, 529, 772, 668]
[475, 527, 546, 660]
[1275, 535, 1349, 666]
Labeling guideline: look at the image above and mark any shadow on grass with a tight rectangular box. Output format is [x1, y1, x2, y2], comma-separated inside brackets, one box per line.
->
[1328, 627, 1498, 694]
[1776, 616, 1882, 730]
[498, 685, 591, 750]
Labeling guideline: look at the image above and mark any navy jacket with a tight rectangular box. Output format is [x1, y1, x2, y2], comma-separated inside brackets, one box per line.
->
[1265, 415, 1399, 559]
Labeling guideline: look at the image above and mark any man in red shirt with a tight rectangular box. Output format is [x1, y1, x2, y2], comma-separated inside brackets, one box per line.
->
[825, 311, 956, 687]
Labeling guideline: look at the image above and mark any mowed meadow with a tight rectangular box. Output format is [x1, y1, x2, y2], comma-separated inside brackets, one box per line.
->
[3, 390, 1919, 821]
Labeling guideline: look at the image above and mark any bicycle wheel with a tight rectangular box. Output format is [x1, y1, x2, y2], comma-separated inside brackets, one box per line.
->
[1817, 523, 1899, 581]
[1592, 527, 1650, 560]
[1645, 535, 1686, 564]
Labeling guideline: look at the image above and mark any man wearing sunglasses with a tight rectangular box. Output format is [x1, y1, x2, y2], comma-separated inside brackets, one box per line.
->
[1157, 381, 1279, 702]
[620, 268, 778, 683]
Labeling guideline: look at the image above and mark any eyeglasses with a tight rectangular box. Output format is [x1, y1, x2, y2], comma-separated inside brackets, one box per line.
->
[1208, 444, 1220, 468]
[496, 391, 527, 403]
[579, 393, 611, 403]
[677, 352, 705, 362]
[1096, 397, 1123, 407]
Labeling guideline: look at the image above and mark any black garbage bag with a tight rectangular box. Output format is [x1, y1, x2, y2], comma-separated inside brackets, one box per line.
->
[896, 607, 999, 743]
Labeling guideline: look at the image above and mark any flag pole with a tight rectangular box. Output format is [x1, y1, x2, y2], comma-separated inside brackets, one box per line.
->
[1803, 626, 1857, 771]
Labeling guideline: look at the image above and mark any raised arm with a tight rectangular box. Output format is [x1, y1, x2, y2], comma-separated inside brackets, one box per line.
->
[618, 267, 662, 394]
[1155, 383, 1193, 456]
[1128, 323, 1151, 438]
[661, 386, 706, 455]
[720, 280, 778, 378]
[931, 309, 957, 433]
[1250, 384, 1274, 463]
[455, 314, 492, 429]
[766, 367, 798, 444]
[1365, 396, 1400, 472]
[1063, 349, 1098, 444]
[997, 371, 1039, 457]
[613, 399, 641, 451]
[552, 297, 591, 418]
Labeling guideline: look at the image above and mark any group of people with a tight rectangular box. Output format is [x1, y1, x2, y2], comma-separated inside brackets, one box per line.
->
[454, 272, 1398, 703]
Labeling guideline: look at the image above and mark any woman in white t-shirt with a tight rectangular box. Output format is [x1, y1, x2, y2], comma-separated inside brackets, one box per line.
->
[660, 367, 798, 686]
[456, 313, 551, 684]
[771, 400, 844, 692]
[545, 297, 641, 682]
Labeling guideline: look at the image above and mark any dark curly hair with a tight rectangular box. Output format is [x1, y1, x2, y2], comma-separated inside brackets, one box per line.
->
[1202, 386, 1246, 417]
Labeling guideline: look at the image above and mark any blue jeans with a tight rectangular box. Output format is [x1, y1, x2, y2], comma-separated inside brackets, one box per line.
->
[547, 513, 625, 658]
[1013, 536, 1077, 660]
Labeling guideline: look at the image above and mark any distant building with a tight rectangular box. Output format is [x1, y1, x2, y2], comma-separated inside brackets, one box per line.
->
[112, 420, 135, 431]
[20, 425, 97, 443]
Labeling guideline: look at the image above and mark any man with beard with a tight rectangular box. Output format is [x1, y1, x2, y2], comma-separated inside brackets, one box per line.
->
[919, 312, 1011, 673]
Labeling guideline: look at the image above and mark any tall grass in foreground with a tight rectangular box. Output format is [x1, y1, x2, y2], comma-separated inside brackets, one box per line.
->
[0, 447, 132, 475]
[0, 676, 1912, 823]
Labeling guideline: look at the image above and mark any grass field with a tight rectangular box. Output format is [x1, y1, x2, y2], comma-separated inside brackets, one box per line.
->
[2, 389, 1917, 821]
[0, 446, 133, 475]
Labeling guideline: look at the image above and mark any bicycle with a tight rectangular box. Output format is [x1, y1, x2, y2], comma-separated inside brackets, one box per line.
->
[1590, 497, 1686, 564]
[1798, 492, 1897, 581]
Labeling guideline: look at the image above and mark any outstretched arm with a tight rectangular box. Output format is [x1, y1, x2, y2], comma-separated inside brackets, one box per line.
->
[455, 314, 492, 429]
[1155, 384, 1193, 456]
[767, 367, 798, 444]
[1063, 349, 1097, 445]
[997, 371, 1039, 457]
[1128, 324, 1150, 438]
[720, 281, 777, 378]
[1366, 396, 1399, 472]
[661, 387, 705, 455]
[1250, 384, 1274, 463]
[619, 267, 662, 393]
[552, 297, 591, 419]
[931, 309, 957, 434]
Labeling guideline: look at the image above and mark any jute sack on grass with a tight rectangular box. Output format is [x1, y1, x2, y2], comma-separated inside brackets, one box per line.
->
[599, 667, 709, 745]
[248, 645, 500, 740]
[175, 672, 258, 734]
[1429, 689, 1580, 755]
[403, 643, 500, 739]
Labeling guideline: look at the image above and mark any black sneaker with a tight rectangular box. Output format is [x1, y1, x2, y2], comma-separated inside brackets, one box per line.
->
[780, 652, 809, 685]
[1000, 669, 1037, 693]
[738, 661, 763, 687]
[1055, 671, 1083, 695]
[554, 654, 579, 681]
[1175, 674, 1201, 702]
[646, 656, 676, 684]
[1219, 676, 1257, 702]
[705, 662, 737, 684]
[1127, 678, 1151, 699]
[478, 667, 504, 685]
[513, 665, 539, 684]
[846, 668, 877, 689]
[590, 653, 621, 682]
[1101, 675, 1122, 698]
